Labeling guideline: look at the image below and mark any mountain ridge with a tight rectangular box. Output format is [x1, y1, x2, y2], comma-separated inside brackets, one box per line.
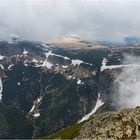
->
[45, 106, 140, 139]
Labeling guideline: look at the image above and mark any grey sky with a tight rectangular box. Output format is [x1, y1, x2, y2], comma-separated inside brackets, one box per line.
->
[0, 0, 140, 41]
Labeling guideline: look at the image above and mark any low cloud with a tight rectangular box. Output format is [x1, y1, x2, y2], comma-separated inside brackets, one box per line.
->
[113, 55, 140, 109]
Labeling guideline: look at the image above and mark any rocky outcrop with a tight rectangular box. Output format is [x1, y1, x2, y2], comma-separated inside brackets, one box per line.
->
[46, 106, 140, 139]
[77, 107, 140, 139]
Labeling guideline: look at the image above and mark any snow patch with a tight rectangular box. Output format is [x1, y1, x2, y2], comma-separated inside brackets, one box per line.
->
[23, 58, 39, 67]
[101, 58, 140, 71]
[42, 61, 53, 69]
[8, 64, 14, 70]
[24, 61, 29, 67]
[67, 75, 75, 80]
[40, 51, 93, 69]
[37, 96, 42, 103]
[24, 64, 28, 66]
[0, 78, 3, 102]
[77, 79, 84, 85]
[42, 59, 53, 69]
[51, 53, 70, 60]
[30, 96, 42, 113]
[42, 51, 53, 69]
[0, 55, 4, 60]
[0, 64, 4, 70]
[23, 49, 28, 55]
[118, 58, 122, 61]
[36, 45, 41, 48]
[62, 65, 68, 69]
[102, 64, 140, 71]
[32, 58, 38, 63]
[40, 43, 56, 49]
[72, 59, 83, 66]
[72, 59, 92, 66]
[30, 105, 35, 113]
[78, 93, 104, 123]
[68, 75, 72, 79]
[33, 112, 40, 118]
[101, 58, 108, 72]
[40, 43, 50, 49]
[29, 96, 42, 118]
[44, 50, 70, 60]
[17, 82, 21, 86]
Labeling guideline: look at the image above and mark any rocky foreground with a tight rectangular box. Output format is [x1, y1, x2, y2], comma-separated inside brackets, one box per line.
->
[46, 106, 140, 139]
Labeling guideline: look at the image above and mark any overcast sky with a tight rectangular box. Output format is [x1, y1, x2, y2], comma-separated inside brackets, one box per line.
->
[0, 0, 140, 41]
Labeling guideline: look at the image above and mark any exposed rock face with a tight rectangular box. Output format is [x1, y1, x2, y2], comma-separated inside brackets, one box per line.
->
[47, 107, 140, 139]
[77, 107, 140, 139]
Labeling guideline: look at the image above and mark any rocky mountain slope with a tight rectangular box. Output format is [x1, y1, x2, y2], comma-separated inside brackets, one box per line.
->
[0, 39, 139, 138]
[46, 106, 140, 139]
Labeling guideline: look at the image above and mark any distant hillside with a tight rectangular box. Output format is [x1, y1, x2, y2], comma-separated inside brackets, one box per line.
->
[51, 37, 108, 49]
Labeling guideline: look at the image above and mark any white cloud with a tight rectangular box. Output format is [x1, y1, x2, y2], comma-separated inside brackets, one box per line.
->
[0, 0, 140, 41]
[113, 54, 140, 109]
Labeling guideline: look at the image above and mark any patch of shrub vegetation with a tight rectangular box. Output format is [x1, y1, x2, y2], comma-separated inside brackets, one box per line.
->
[40, 121, 85, 139]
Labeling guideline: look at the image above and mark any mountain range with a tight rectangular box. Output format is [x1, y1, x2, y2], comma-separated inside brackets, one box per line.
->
[0, 38, 139, 138]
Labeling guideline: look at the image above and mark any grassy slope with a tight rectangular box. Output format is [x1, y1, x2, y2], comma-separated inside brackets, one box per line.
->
[39, 115, 95, 139]
[40, 122, 84, 139]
